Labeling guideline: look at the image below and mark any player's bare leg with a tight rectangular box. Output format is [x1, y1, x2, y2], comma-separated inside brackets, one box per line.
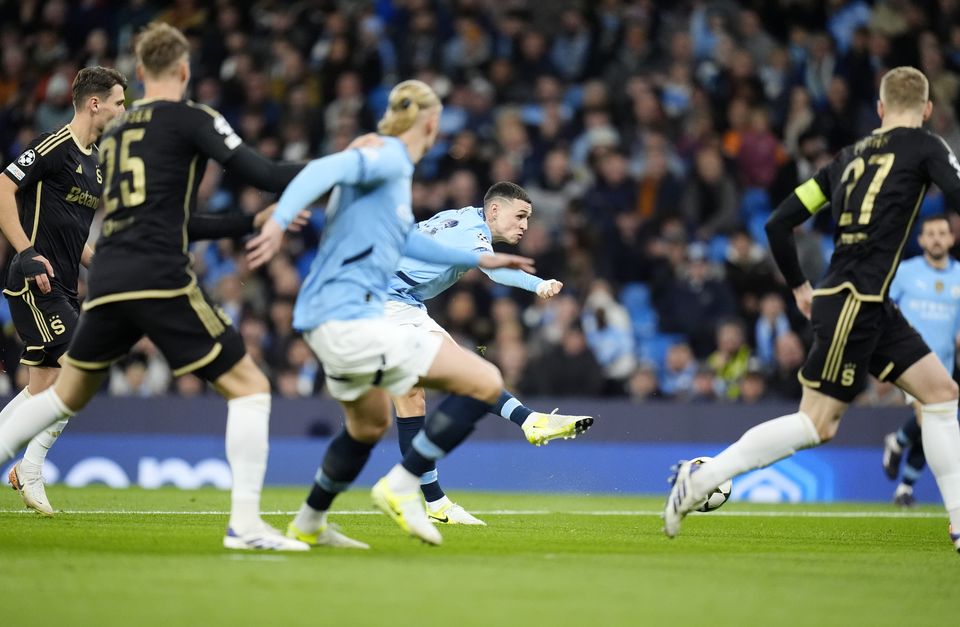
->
[894, 353, 960, 552]
[214, 355, 308, 551]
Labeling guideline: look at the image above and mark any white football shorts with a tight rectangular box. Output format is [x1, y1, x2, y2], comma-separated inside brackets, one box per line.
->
[304, 317, 443, 402]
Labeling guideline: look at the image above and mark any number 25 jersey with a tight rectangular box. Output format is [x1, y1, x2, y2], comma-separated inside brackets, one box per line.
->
[86, 99, 244, 310]
[798, 127, 960, 301]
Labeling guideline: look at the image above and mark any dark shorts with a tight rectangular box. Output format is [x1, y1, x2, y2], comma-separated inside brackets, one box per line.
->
[800, 291, 931, 403]
[65, 284, 245, 382]
[4, 285, 79, 368]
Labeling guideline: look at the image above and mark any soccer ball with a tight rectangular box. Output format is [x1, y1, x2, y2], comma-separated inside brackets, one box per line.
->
[690, 456, 732, 512]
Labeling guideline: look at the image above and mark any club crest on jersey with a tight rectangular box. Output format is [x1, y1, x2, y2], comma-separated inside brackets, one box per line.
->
[17, 150, 35, 167]
[936, 280, 944, 293]
[425, 219, 459, 234]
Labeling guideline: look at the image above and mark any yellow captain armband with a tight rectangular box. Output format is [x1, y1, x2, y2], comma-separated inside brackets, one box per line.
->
[795, 179, 828, 214]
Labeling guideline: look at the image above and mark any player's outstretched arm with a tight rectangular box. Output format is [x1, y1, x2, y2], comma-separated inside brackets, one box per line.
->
[481, 265, 559, 298]
[245, 150, 373, 268]
[0, 176, 54, 293]
[766, 185, 823, 319]
[187, 205, 310, 242]
[403, 229, 535, 273]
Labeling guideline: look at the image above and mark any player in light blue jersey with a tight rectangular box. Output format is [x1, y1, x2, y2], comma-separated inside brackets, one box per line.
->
[385, 181, 593, 525]
[247, 80, 539, 547]
[883, 215, 960, 506]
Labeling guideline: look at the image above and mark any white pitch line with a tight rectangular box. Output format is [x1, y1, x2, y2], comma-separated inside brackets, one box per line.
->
[0, 509, 948, 519]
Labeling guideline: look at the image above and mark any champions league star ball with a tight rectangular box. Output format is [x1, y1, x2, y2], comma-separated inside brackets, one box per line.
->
[690, 456, 732, 512]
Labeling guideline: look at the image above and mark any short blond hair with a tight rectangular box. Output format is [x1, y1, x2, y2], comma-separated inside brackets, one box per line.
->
[879, 66, 929, 113]
[377, 80, 441, 137]
[136, 22, 189, 77]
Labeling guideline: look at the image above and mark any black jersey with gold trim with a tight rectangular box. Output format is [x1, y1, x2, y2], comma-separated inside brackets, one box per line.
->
[2, 124, 101, 299]
[797, 127, 960, 301]
[86, 99, 244, 309]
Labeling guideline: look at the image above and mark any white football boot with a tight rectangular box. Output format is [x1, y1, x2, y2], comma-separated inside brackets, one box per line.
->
[427, 498, 486, 525]
[8, 461, 54, 517]
[223, 523, 310, 551]
[522, 409, 594, 446]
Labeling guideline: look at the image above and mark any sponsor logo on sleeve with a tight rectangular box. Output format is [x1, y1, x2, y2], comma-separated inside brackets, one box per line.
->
[5, 163, 25, 180]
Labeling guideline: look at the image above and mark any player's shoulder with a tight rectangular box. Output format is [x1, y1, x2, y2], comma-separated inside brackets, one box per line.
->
[29, 125, 74, 159]
[183, 99, 224, 119]
[898, 256, 924, 273]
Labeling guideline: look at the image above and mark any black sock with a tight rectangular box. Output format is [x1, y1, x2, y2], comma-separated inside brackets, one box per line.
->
[903, 441, 926, 486]
[397, 416, 445, 502]
[305, 429, 375, 511]
[402, 395, 492, 476]
[901, 415, 922, 447]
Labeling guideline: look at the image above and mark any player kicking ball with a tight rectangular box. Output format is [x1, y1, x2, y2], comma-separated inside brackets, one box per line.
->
[386, 181, 592, 525]
[881, 215, 960, 506]
[664, 67, 960, 555]
[247, 79, 539, 548]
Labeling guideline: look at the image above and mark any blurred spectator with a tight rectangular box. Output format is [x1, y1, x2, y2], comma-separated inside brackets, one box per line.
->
[627, 362, 661, 401]
[740, 359, 769, 404]
[522, 327, 604, 397]
[680, 146, 740, 239]
[656, 242, 737, 356]
[755, 293, 791, 367]
[707, 320, 752, 400]
[582, 280, 636, 395]
[767, 331, 805, 401]
[660, 342, 698, 399]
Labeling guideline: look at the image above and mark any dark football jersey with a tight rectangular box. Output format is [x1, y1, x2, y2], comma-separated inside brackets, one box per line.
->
[2, 125, 101, 299]
[798, 127, 960, 301]
[86, 99, 244, 309]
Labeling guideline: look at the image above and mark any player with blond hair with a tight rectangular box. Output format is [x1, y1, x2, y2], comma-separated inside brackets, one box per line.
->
[248, 79, 536, 547]
[665, 67, 960, 555]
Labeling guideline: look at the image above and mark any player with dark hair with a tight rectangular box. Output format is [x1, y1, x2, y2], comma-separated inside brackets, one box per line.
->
[385, 181, 592, 525]
[664, 66, 960, 554]
[0, 22, 311, 551]
[882, 214, 960, 506]
[247, 79, 536, 547]
[0, 66, 128, 514]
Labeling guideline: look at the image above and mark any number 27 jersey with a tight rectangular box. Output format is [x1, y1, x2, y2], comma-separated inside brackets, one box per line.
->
[799, 127, 960, 301]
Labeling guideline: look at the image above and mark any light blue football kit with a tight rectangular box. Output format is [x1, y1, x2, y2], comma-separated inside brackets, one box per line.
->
[388, 206, 544, 308]
[271, 138, 486, 400]
[889, 256, 960, 372]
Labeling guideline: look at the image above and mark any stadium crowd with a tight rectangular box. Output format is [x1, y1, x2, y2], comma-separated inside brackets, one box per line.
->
[0, 0, 958, 404]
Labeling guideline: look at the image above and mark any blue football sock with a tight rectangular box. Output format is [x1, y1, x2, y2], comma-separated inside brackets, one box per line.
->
[402, 395, 492, 476]
[494, 390, 534, 427]
[898, 415, 921, 448]
[396, 415, 445, 502]
[306, 429, 374, 511]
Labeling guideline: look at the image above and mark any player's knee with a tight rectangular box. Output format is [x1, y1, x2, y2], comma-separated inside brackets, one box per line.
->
[928, 378, 959, 404]
[471, 362, 503, 404]
[348, 414, 391, 442]
[395, 388, 426, 416]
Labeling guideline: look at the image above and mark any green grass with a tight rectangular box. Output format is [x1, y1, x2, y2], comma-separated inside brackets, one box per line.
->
[0, 487, 956, 627]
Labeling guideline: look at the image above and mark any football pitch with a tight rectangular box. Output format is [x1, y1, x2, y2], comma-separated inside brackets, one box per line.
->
[0, 487, 955, 627]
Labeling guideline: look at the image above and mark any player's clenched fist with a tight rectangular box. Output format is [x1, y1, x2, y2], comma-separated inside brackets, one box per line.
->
[536, 279, 563, 299]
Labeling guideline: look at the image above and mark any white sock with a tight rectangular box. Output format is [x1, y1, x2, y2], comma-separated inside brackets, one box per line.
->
[21, 418, 70, 476]
[0, 390, 72, 462]
[426, 495, 451, 511]
[920, 400, 960, 530]
[691, 412, 821, 499]
[292, 503, 328, 534]
[385, 463, 420, 493]
[0, 387, 31, 428]
[225, 393, 270, 534]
